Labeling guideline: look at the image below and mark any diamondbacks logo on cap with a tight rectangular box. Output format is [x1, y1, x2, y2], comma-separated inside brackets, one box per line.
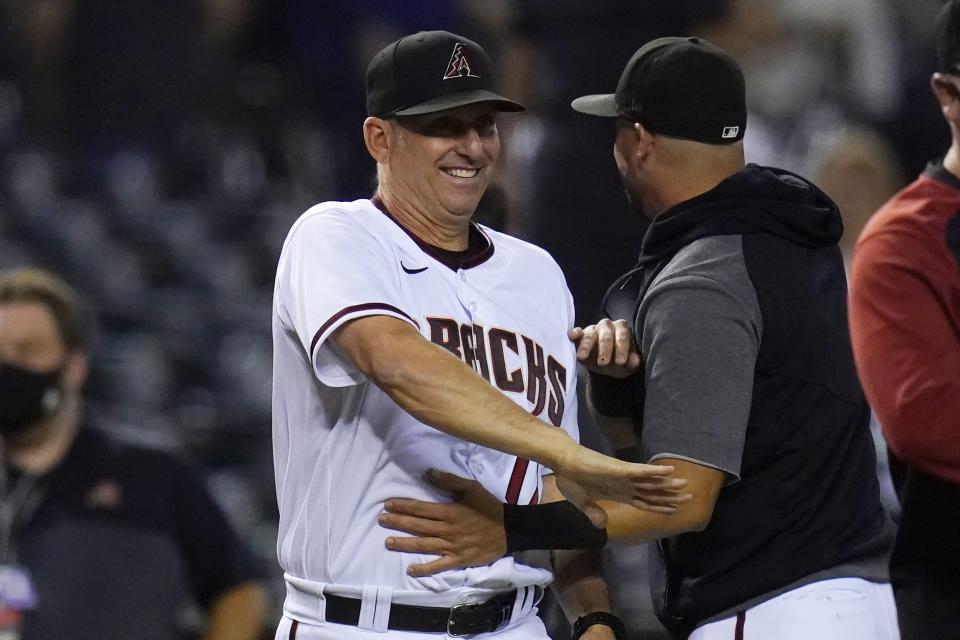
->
[722, 126, 740, 139]
[443, 43, 480, 80]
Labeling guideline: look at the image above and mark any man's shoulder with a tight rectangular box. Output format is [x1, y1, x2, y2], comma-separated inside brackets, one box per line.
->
[642, 235, 761, 330]
[654, 235, 750, 288]
[288, 198, 379, 236]
[278, 199, 391, 263]
[861, 172, 960, 244]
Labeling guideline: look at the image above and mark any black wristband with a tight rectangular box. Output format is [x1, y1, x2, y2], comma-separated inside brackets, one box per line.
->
[572, 612, 627, 640]
[503, 500, 608, 552]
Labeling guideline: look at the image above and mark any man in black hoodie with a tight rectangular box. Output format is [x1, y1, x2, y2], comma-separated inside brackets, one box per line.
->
[566, 37, 898, 638]
[376, 37, 898, 640]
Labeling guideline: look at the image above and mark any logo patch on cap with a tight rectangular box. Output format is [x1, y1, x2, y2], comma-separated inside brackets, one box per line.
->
[443, 43, 480, 80]
[722, 126, 740, 139]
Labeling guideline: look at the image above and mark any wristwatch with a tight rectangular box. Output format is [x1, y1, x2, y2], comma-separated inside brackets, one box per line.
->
[572, 612, 627, 640]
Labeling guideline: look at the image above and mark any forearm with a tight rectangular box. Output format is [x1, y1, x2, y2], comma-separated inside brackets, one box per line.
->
[601, 500, 702, 544]
[335, 319, 577, 469]
[202, 582, 268, 640]
[544, 477, 617, 640]
[508, 459, 720, 550]
[602, 458, 722, 542]
[385, 346, 572, 464]
[509, 497, 701, 551]
[551, 549, 612, 621]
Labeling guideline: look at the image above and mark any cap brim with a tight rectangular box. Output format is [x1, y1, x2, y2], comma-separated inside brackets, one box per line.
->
[394, 89, 525, 116]
[571, 94, 619, 117]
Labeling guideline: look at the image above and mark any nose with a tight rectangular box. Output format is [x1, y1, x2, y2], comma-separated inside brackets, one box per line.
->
[455, 126, 485, 159]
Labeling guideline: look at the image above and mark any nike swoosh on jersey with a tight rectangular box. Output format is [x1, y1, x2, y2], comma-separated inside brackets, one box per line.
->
[401, 262, 428, 274]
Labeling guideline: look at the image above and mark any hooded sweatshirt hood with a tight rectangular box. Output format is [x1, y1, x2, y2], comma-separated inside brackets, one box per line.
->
[638, 164, 843, 264]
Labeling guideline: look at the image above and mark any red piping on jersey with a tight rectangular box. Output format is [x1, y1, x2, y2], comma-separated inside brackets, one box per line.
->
[461, 225, 495, 269]
[312, 303, 420, 355]
[734, 611, 745, 640]
[370, 195, 495, 270]
[506, 458, 530, 504]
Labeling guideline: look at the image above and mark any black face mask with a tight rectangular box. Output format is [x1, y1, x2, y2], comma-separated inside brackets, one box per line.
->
[0, 360, 64, 436]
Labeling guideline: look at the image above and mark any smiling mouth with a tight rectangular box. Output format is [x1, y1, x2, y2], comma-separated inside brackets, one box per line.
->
[442, 168, 481, 178]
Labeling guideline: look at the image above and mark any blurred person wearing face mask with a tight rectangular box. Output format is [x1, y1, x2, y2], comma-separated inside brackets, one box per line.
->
[0, 267, 267, 640]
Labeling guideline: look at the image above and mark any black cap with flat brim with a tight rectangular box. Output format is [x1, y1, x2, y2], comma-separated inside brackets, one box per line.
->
[394, 89, 524, 117]
[571, 36, 746, 145]
[366, 30, 524, 118]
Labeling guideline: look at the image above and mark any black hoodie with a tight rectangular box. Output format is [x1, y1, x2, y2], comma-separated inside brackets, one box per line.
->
[595, 165, 893, 636]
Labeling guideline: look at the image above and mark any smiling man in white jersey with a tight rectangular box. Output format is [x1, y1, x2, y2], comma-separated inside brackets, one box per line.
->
[271, 30, 686, 640]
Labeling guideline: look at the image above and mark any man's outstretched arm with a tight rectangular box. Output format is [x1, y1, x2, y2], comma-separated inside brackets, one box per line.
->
[333, 314, 685, 509]
[378, 458, 719, 576]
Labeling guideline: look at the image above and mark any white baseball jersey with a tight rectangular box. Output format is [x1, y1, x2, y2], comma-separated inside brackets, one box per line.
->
[272, 198, 579, 610]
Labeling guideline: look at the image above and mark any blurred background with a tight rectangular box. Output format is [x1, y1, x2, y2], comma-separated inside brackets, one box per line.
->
[0, 0, 943, 637]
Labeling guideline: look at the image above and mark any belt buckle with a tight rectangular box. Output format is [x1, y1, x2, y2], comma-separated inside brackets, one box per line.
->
[446, 598, 513, 637]
[447, 602, 482, 638]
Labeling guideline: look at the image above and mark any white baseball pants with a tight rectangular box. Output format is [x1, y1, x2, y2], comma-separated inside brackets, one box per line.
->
[689, 577, 899, 640]
[274, 612, 550, 640]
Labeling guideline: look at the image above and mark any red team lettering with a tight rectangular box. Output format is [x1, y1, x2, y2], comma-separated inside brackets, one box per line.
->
[427, 318, 567, 426]
[427, 317, 568, 504]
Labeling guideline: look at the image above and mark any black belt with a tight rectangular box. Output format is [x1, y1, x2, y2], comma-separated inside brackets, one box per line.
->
[324, 588, 536, 637]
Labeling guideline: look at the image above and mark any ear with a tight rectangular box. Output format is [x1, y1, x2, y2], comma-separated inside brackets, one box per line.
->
[633, 121, 657, 163]
[62, 351, 88, 392]
[932, 73, 960, 113]
[363, 116, 392, 163]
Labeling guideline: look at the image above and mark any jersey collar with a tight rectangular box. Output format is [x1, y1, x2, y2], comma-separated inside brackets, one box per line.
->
[370, 195, 494, 270]
[924, 159, 960, 192]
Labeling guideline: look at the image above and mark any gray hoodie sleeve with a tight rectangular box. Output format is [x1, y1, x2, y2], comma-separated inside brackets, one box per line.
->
[637, 235, 762, 482]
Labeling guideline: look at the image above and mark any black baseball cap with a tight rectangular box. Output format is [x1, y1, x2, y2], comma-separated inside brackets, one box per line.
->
[366, 30, 524, 118]
[937, 0, 960, 73]
[571, 36, 746, 145]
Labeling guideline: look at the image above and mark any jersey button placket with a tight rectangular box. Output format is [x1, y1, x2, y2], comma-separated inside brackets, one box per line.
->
[457, 270, 478, 319]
